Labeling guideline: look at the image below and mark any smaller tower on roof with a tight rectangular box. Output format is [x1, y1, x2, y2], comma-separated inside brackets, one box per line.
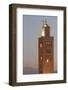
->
[41, 19, 50, 37]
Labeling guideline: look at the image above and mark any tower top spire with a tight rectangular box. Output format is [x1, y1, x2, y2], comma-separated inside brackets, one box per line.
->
[42, 18, 48, 28]
[42, 18, 47, 25]
[41, 18, 50, 37]
[44, 19, 47, 25]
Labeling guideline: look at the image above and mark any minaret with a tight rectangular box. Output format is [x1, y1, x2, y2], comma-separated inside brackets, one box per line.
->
[38, 20, 54, 73]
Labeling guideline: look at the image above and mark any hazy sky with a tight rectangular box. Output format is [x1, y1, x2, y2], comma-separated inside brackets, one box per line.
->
[23, 15, 57, 74]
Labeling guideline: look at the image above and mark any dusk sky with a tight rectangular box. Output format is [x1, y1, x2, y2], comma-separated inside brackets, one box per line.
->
[23, 15, 57, 74]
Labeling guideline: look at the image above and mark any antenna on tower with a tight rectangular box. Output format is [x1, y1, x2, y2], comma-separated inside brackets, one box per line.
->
[41, 20, 44, 25]
[41, 18, 47, 25]
[44, 18, 47, 24]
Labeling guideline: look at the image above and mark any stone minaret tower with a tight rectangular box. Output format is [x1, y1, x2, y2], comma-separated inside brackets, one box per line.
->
[38, 20, 54, 73]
